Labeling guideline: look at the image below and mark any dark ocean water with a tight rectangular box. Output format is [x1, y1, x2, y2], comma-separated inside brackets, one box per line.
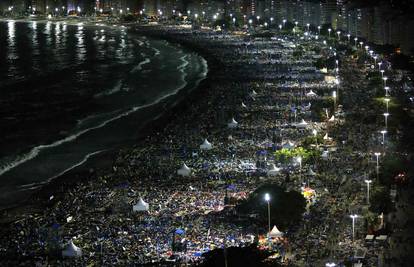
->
[0, 20, 207, 208]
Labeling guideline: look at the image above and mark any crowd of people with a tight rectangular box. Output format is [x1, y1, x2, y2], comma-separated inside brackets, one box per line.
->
[0, 23, 406, 266]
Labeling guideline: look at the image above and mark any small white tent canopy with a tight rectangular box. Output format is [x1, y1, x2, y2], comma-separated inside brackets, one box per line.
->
[323, 133, 332, 141]
[133, 198, 149, 212]
[228, 118, 238, 128]
[268, 225, 283, 238]
[177, 163, 191, 176]
[200, 139, 213, 150]
[307, 168, 316, 176]
[282, 141, 295, 150]
[62, 240, 82, 258]
[296, 119, 308, 128]
[267, 164, 282, 176]
[376, 235, 387, 241]
[306, 90, 317, 97]
[365, 235, 374, 241]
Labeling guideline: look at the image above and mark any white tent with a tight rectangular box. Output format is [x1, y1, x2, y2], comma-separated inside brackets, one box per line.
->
[268, 225, 283, 238]
[267, 164, 282, 176]
[296, 119, 308, 128]
[323, 133, 332, 141]
[307, 168, 316, 176]
[62, 240, 82, 258]
[241, 102, 247, 108]
[228, 118, 238, 128]
[177, 163, 191, 176]
[365, 235, 374, 241]
[200, 139, 213, 150]
[328, 115, 335, 122]
[282, 141, 295, 150]
[306, 90, 317, 97]
[133, 198, 149, 212]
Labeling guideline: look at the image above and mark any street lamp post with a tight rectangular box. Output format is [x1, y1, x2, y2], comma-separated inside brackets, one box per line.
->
[354, 37, 358, 46]
[384, 97, 391, 112]
[374, 152, 381, 168]
[264, 193, 271, 235]
[378, 62, 382, 71]
[380, 130, 387, 146]
[383, 113, 389, 128]
[332, 91, 337, 111]
[364, 179, 372, 205]
[350, 214, 358, 242]
[383, 76, 388, 87]
[318, 25, 321, 35]
[384, 86, 390, 97]
[328, 28, 331, 37]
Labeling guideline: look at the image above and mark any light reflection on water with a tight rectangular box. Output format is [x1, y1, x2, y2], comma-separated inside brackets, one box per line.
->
[76, 24, 86, 62]
[7, 20, 15, 64]
[0, 20, 208, 208]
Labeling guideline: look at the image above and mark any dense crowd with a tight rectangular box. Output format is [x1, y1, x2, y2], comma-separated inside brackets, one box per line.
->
[0, 24, 406, 266]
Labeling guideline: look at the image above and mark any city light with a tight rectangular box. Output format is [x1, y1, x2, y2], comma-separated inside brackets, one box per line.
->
[0, 2, 410, 266]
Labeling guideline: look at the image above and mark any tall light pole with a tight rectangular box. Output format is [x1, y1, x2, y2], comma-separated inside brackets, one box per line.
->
[347, 33, 351, 42]
[336, 30, 341, 40]
[374, 152, 381, 168]
[350, 214, 358, 242]
[364, 179, 372, 205]
[384, 86, 390, 97]
[383, 76, 388, 87]
[378, 62, 383, 71]
[332, 91, 337, 112]
[306, 23, 310, 31]
[282, 19, 286, 28]
[383, 113, 389, 128]
[328, 28, 331, 37]
[380, 130, 387, 146]
[318, 25, 321, 35]
[380, 69, 385, 77]
[264, 193, 271, 235]
[384, 97, 391, 112]
[354, 37, 358, 46]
